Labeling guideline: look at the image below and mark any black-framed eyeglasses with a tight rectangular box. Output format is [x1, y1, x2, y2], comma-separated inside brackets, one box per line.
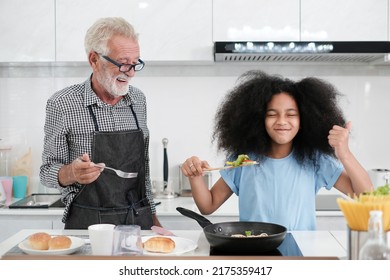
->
[98, 53, 145, 72]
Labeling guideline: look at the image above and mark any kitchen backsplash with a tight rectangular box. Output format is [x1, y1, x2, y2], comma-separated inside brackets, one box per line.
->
[1, 63, 390, 193]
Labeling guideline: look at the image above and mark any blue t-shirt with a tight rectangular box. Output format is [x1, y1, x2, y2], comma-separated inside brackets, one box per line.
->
[220, 152, 343, 230]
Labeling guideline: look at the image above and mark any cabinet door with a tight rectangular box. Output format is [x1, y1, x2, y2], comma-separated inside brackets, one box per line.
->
[0, 216, 52, 243]
[316, 217, 347, 231]
[301, 0, 388, 41]
[213, 0, 300, 41]
[55, 0, 135, 62]
[56, 0, 213, 62]
[0, 0, 55, 62]
[133, 0, 213, 62]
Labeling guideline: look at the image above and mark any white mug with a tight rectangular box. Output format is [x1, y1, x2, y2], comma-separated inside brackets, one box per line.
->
[88, 224, 115, 255]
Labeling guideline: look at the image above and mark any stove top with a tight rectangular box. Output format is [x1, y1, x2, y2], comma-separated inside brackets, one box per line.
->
[209, 233, 303, 256]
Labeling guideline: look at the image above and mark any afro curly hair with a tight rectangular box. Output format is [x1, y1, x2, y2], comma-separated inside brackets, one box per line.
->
[212, 70, 346, 165]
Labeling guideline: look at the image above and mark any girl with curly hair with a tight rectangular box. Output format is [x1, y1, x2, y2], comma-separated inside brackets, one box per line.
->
[181, 70, 372, 230]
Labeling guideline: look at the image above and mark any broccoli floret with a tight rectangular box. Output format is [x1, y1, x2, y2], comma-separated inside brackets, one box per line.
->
[233, 154, 249, 167]
[373, 184, 390, 196]
[363, 184, 390, 196]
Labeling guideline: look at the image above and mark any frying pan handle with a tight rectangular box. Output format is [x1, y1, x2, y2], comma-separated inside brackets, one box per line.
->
[176, 207, 213, 228]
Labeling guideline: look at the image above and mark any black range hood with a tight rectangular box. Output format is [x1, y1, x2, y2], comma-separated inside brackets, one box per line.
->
[214, 41, 390, 64]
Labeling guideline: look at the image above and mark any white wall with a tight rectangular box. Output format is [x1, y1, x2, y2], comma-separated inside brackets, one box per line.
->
[1, 63, 390, 193]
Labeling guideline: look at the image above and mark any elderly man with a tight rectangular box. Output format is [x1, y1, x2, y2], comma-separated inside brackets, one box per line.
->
[40, 17, 161, 229]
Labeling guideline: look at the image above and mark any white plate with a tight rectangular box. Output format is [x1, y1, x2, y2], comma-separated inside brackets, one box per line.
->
[18, 236, 85, 255]
[142, 236, 197, 256]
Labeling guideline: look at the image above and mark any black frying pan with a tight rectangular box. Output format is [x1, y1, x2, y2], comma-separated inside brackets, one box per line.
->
[176, 207, 287, 254]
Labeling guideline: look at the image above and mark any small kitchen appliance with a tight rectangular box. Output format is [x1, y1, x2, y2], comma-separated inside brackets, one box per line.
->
[178, 164, 212, 196]
[368, 168, 389, 189]
[162, 138, 168, 190]
[154, 138, 178, 199]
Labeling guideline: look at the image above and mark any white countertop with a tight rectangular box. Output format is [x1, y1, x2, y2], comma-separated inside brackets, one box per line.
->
[0, 195, 343, 217]
[0, 229, 348, 259]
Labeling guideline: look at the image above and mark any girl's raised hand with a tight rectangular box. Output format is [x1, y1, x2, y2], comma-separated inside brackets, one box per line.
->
[328, 121, 352, 160]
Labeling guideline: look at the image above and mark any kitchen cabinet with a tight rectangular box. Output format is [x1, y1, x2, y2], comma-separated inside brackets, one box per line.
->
[213, 0, 300, 41]
[301, 0, 388, 41]
[56, 0, 213, 62]
[214, 0, 388, 42]
[132, 0, 213, 62]
[0, 0, 55, 62]
[0, 213, 64, 243]
[2, 0, 388, 64]
[55, 0, 136, 62]
[316, 215, 347, 231]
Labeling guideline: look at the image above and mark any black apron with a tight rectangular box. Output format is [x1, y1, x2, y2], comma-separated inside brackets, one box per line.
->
[64, 104, 153, 229]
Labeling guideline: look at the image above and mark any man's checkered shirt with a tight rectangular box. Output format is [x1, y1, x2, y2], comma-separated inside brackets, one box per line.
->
[40, 77, 156, 223]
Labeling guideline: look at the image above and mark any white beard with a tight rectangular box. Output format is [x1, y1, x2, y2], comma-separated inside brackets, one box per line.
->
[97, 68, 129, 97]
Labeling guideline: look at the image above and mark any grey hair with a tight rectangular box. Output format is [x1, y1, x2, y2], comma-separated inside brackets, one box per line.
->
[84, 17, 138, 56]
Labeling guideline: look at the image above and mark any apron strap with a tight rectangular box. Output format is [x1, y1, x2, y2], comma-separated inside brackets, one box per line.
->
[129, 104, 140, 130]
[87, 103, 140, 132]
[88, 106, 99, 131]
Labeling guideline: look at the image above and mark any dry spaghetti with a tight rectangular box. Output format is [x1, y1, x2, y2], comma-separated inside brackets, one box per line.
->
[337, 194, 390, 231]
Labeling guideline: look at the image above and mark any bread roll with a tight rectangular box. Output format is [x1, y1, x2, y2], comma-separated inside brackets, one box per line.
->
[48, 236, 72, 250]
[28, 232, 52, 250]
[143, 237, 175, 253]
